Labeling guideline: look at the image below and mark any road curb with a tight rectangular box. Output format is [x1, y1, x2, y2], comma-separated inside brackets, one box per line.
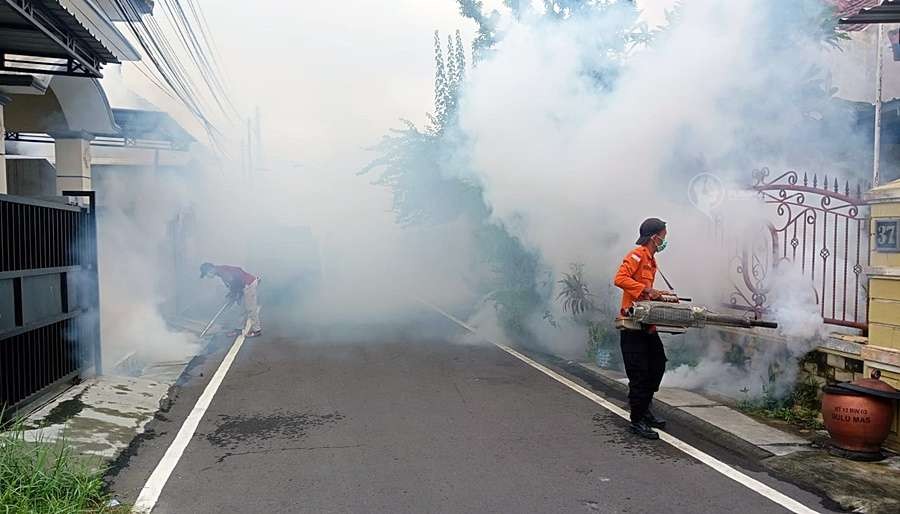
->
[568, 361, 785, 462]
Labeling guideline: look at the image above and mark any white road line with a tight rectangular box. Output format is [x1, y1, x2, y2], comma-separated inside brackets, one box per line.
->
[414, 297, 820, 514]
[132, 322, 250, 513]
[496, 345, 819, 514]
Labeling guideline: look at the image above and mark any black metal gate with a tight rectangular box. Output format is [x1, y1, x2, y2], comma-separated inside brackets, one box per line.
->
[725, 169, 869, 331]
[0, 191, 100, 418]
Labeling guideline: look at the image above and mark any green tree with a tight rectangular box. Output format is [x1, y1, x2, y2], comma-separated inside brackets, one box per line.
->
[364, 26, 547, 339]
[364, 29, 479, 225]
[454, 30, 466, 85]
[429, 30, 449, 134]
[446, 34, 459, 120]
[456, 0, 500, 63]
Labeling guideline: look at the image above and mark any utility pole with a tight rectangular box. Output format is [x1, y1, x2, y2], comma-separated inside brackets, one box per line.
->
[874, 23, 885, 187]
[240, 136, 246, 177]
[247, 117, 253, 176]
[254, 106, 263, 171]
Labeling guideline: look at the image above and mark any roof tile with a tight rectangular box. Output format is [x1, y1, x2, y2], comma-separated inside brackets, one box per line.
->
[829, 0, 883, 31]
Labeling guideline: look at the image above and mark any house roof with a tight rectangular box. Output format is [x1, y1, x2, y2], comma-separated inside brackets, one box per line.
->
[835, 0, 900, 28]
[0, 0, 138, 78]
[830, 0, 882, 31]
[57, 0, 140, 61]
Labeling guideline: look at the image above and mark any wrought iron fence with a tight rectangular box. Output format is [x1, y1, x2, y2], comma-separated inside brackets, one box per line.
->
[0, 192, 100, 418]
[728, 168, 869, 331]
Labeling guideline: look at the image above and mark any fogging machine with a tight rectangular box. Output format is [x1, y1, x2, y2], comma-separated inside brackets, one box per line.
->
[616, 300, 778, 334]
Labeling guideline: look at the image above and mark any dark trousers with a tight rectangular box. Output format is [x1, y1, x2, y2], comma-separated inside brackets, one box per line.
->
[620, 329, 667, 423]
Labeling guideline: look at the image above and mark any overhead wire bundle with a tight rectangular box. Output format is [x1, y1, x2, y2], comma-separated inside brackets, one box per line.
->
[110, 0, 238, 151]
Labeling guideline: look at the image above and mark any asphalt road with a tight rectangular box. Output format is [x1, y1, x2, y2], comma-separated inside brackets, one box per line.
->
[109, 314, 837, 513]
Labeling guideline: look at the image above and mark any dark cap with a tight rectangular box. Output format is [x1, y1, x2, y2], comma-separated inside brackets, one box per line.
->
[636, 218, 666, 245]
[200, 262, 215, 278]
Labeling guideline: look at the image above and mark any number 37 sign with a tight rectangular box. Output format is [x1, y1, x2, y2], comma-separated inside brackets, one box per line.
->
[875, 219, 900, 252]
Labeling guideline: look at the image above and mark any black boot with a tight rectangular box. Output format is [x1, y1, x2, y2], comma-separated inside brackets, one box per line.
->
[628, 420, 660, 440]
[643, 411, 666, 429]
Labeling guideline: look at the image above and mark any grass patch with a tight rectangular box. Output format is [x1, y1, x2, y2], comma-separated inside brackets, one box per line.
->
[737, 377, 825, 430]
[0, 420, 123, 513]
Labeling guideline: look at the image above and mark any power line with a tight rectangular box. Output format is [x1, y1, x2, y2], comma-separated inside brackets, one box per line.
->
[159, 0, 236, 120]
[110, 0, 229, 150]
[112, 0, 207, 119]
[165, 0, 238, 118]
[185, 0, 232, 95]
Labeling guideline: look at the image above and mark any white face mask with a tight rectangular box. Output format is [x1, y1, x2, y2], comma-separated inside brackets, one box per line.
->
[654, 235, 668, 252]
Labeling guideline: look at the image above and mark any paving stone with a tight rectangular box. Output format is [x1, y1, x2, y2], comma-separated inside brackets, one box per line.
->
[758, 444, 814, 457]
[654, 388, 720, 407]
[680, 406, 809, 446]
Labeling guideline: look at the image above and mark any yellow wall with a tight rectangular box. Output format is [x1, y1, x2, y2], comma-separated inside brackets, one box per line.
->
[869, 200, 900, 268]
[869, 324, 900, 350]
[863, 366, 900, 450]
[870, 204, 900, 267]
[870, 300, 900, 325]
[872, 203, 900, 218]
[869, 277, 900, 351]
[871, 277, 900, 299]
[869, 200, 900, 347]
[867, 188, 900, 451]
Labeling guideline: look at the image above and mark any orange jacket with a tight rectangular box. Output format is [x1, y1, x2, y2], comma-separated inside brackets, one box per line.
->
[614, 245, 657, 315]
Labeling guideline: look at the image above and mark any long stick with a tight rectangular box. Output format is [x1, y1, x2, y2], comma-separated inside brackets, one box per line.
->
[199, 301, 232, 338]
[874, 23, 885, 187]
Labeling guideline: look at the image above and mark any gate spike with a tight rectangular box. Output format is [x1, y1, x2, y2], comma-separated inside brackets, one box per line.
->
[824, 174, 829, 190]
[803, 172, 808, 186]
[845, 180, 850, 196]
[857, 183, 862, 198]
[834, 178, 838, 193]
[813, 174, 818, 188]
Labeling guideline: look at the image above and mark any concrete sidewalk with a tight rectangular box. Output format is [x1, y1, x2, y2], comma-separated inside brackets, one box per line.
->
[21, 374, 181, 461]
[15, 313, 228, 465]
[576, 363, 811, 457]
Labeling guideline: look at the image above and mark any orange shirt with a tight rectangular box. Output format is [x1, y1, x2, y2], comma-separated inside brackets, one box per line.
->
[614, 245, 657, 315]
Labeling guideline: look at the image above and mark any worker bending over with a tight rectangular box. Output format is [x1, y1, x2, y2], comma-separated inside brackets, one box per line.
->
[200, 262, 262, 338]
[613, 218, 671, 440]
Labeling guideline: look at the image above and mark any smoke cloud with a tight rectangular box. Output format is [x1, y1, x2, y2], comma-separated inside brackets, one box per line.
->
[93, 0, 867, 401]
[95, 168, 198, 367]
[92, 1, 484, 365]
[448, 0, 865, 389]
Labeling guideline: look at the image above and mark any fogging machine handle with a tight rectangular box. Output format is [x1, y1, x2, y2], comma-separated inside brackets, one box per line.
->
[659, 294, 691, 303]
[749, 320, 778, 329]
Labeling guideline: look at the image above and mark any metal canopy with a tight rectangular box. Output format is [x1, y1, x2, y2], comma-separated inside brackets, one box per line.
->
[110, 108, 195, 148]
[840, 0, 900, 25]
[0, 0, 138, 78]
[5, 108, 196, 150]
[92, 0, 152, 22]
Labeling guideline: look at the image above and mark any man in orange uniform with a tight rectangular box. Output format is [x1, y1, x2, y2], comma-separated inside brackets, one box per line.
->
[614, 218, 670, 440]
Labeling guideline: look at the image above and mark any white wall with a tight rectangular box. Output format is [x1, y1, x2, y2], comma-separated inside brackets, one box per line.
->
[829, 25, 900, 103]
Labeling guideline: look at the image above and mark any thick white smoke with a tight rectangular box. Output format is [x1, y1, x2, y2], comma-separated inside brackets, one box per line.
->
[86, 1, 484, 368]
[92, 0, 866, 399]
[451, 0, 863, 389]
[95, 169, 198, 367]
[95, 153, 488, 368]
[663, 262, 833, 397]
[459, 1, 856, 275]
